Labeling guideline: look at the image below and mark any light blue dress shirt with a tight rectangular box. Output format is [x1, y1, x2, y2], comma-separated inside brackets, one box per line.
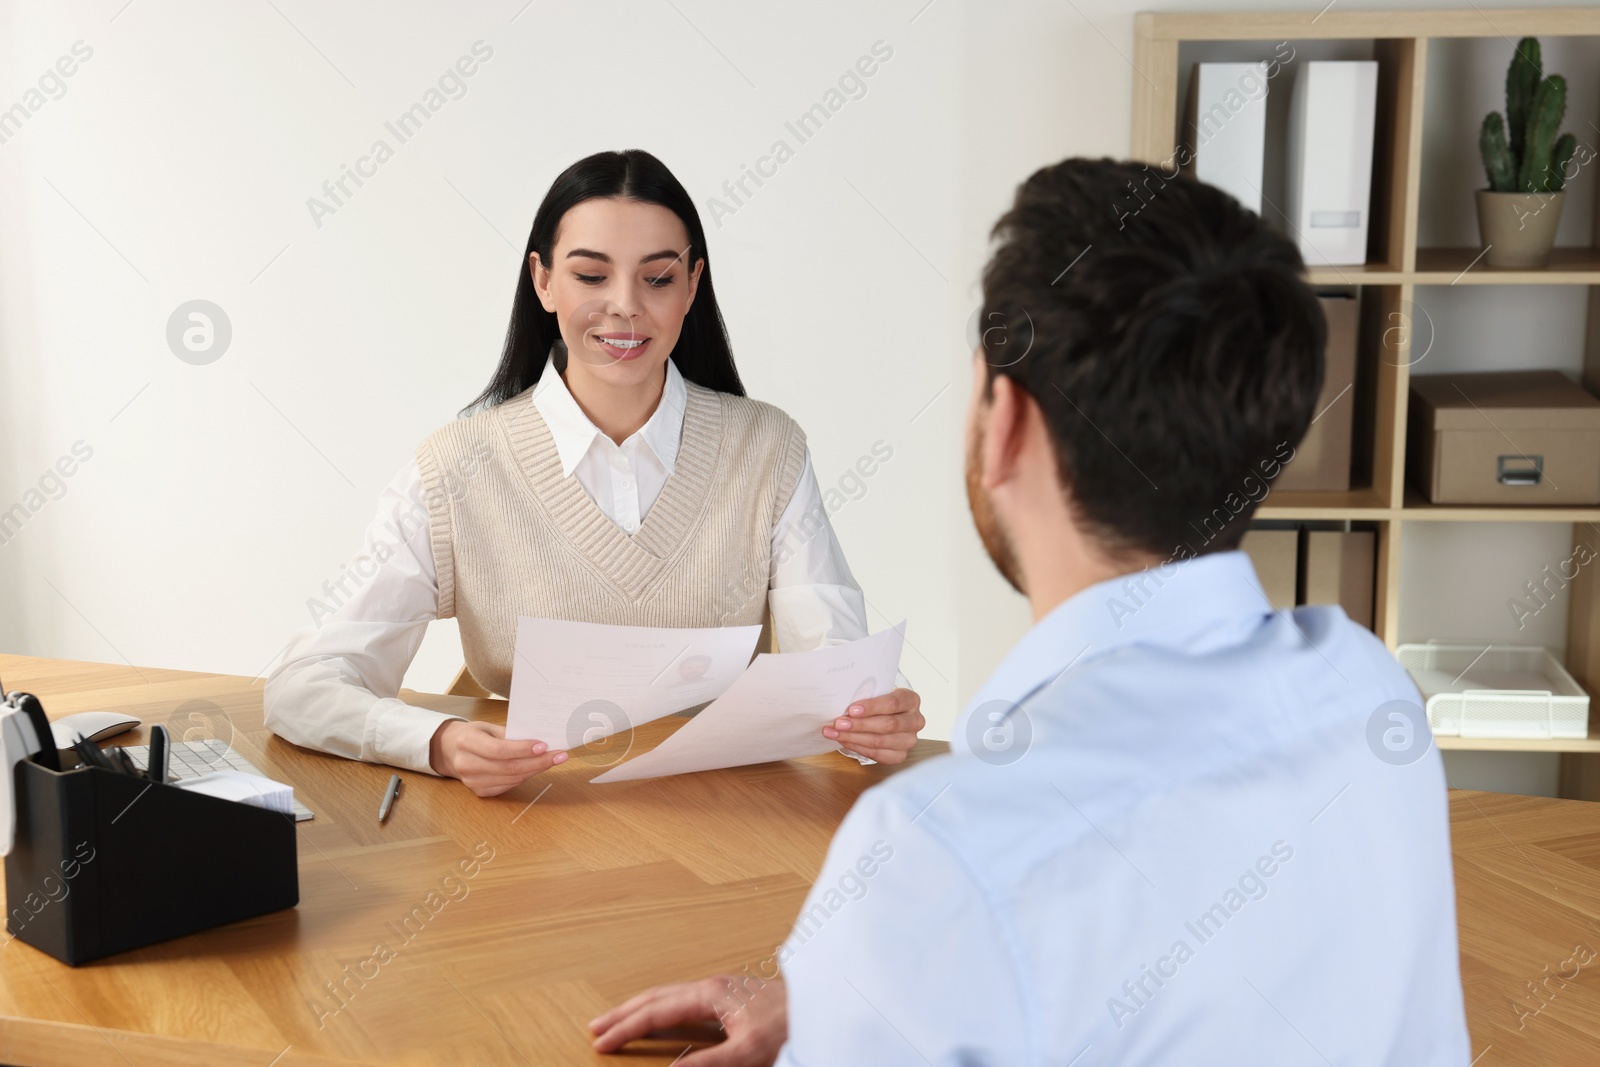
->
[776, 550, 1470, 1065]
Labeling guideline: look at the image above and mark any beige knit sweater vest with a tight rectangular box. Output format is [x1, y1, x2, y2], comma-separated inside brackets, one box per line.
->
[415, 377, 808, 697]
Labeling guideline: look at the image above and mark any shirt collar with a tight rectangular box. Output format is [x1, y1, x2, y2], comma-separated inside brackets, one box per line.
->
[529, 351, 688, 478]
[958, 550, 1273, 742]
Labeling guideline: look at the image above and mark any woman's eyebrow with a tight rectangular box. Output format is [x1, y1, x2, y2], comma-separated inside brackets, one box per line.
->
[562, 248, 685, 266]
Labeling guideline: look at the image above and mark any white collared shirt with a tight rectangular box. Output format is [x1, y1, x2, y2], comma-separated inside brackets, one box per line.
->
[529, 350, 688, 535]
[264, 359, 873, 773]
[777, 551, 1469, 1066]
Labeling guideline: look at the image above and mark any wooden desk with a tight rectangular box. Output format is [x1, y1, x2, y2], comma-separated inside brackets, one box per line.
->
[1452, 790, 1600, 1066]
[0, 656, 1598, 1065]
[0, 654, 945, 1066]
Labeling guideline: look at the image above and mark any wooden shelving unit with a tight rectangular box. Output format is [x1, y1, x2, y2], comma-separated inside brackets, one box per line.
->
[1132, 9, 1600, 795]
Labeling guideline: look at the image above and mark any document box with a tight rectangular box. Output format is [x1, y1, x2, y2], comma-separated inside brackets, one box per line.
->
[1275, 294, 1359, 492]
[1240, 528, 1297, 609]
[1301, 529, 1375, 630]
[1407, 370, 1600, 505]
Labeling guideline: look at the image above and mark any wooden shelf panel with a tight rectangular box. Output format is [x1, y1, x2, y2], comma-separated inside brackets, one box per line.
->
[1303, 248, 1600, 286]
[1138, 9, 1600, 42]
[1436, 727, 1600, 754]
[1257, 487, 1390, 520]
[1401, 489, 1600, 523]
[1258, 499, 1600, 523]
[1414, 246, 1600, 285]
[1305, 262, 1409, 286]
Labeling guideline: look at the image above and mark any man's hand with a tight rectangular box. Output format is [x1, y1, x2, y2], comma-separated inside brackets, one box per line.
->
[428, 720, 567, 797]
[589, 974, 787, 1066]
[822, 687, 925, 764]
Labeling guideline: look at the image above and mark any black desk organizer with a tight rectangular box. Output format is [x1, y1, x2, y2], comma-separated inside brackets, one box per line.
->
[4, 760, 298, 965]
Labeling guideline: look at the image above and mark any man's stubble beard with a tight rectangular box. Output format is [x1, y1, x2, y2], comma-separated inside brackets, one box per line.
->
[965, 419, 1026, 596]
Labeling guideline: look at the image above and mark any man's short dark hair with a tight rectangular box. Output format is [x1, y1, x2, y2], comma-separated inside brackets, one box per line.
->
[979, 157, 1326, 558]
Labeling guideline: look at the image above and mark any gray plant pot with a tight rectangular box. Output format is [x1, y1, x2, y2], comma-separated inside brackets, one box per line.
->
[1475, 189, 1565, 269]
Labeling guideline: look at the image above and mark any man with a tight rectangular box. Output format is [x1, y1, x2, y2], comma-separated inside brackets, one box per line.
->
[588, 157, 1470, 1064]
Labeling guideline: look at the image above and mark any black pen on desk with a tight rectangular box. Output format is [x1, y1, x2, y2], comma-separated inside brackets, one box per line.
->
[378, 774, 401, 823]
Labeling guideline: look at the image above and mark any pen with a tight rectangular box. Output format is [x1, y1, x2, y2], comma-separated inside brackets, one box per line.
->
[378, 774, 401, 823]
[112, 747, 140, 777]
[72, 733, 116, 772]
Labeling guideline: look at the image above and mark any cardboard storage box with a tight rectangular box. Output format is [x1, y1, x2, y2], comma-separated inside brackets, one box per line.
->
[1407, 370, 1600, 505]
[1275, 294, 1359, 492]
[1300, 529, 1374, 629]
[1240, 529, 1298, 610]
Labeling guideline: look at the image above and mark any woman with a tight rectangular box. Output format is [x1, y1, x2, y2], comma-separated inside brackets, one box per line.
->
[264, 150, 924, 797]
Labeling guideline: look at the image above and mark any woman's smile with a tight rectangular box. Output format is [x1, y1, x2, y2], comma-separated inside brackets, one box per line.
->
[594, 332, 650, 361]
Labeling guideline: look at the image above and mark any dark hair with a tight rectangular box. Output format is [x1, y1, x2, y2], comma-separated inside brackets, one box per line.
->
[979, 157, 1325, 557]
[461, 149, 744, 416]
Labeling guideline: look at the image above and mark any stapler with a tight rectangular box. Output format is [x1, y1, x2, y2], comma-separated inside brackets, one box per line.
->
[0, 681, 61, 857]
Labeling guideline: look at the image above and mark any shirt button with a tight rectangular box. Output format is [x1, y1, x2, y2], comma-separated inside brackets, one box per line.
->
[625, 520, 637, 532]
[619, 478, 633, 489]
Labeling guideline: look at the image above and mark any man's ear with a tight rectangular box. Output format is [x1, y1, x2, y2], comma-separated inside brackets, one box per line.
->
[981, 374, 1029, 492]
[529, 252, 557, 313]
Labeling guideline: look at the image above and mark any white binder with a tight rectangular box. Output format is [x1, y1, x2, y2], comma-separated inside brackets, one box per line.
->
[1183, 62, 1270, 213]
[1285, 60, 1379, 266]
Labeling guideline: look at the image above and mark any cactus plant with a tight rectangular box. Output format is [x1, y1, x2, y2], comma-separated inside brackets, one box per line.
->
[1505, 37, 1540, 166]
[1480, 37, 1575, 194]
[1551, 132, 1578, 186]
[1480, 112, 1516, 192]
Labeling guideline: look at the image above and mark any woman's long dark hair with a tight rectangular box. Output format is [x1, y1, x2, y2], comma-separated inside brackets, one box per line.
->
[460, 149, 744, 416]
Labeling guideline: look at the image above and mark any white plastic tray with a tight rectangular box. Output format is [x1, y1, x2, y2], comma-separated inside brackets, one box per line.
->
[1396, 643, 1590, 740]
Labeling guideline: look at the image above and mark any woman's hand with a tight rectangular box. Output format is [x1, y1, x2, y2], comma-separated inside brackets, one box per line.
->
[589, 974, 787, 1066]
[428, 720, 568, 797]
[822, 687, 925, 764]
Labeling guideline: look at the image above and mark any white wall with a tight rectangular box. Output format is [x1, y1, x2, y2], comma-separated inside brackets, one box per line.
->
[1, 0, 1594, 764]
[0, 0, 969, 734]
